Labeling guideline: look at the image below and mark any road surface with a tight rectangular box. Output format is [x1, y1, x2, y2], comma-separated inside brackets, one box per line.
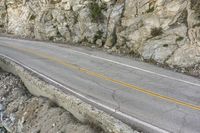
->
[0, 37, 200, 133]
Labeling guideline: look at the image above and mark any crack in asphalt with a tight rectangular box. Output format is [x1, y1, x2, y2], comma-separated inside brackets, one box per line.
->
[110, 89, 121, 116]
[178, 112, 188, 133]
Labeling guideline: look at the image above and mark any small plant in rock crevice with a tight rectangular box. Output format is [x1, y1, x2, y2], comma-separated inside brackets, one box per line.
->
[146, 0, 156, 13]
[29, 14, 36, 21]
[191, 0, 200, 15]
[89, 1, 105, 23]
[146, 6, 154, 13]
[94, 30, 104, 42]
[176, 36, 184, 42]
[151, 27, 163, 37]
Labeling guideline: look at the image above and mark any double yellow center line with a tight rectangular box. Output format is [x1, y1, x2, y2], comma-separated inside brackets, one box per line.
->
[4, 44, 200, 111]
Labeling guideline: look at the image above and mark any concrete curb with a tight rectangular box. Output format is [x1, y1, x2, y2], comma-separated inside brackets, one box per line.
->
[0, 55, 136, 133]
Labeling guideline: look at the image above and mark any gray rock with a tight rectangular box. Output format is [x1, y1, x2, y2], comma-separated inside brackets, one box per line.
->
[96, 39, 103, 47]
[166, 45, 200, 67]
[141, 34, 179, 64]
[0, 127, 7, 133]
[0, 104, 4, 111]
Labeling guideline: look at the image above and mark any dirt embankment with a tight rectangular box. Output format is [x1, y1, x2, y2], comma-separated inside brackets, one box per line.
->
[0, 69, 104, 133]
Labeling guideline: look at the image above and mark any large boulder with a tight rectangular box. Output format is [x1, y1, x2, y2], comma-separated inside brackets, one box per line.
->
[167, 45, 200, 67]
[166, 0, 200, 67]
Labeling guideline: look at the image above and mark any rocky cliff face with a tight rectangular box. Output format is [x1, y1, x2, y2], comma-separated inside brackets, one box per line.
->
[0, 0, 200, 71]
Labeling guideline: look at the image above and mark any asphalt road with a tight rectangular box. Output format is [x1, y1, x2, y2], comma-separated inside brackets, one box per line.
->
[0, 37, 200, 133]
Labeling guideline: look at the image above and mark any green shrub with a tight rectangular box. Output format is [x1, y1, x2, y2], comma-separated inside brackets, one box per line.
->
[94, 30, 103, 41]
[30, 15, 36, 20]
[146, 7, 154, 13]
[151, 27, 163, 37]
[176, 36, 184, 42]
[89, 1, 104, 23]
[191, 0, 200, 14]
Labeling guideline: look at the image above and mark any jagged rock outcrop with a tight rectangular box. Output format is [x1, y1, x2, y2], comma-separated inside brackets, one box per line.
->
[0, 0, 7, 32]
[0, 0, 200, 71]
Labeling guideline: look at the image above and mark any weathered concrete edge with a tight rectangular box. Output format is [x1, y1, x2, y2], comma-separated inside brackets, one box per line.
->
[0, 54, 136, 133]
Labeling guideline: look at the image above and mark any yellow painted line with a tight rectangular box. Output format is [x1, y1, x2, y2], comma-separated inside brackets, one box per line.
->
[4, 45, 200, 111]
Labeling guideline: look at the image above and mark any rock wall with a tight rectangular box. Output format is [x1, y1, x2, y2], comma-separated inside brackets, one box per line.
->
[0, 0, 200, 69]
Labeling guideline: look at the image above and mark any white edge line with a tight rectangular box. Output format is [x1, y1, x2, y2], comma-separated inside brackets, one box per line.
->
[69, 49, 200, 87]
[0, 53, 170, 133]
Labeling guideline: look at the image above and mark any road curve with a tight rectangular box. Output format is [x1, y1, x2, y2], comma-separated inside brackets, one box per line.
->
[0, 37, 200, 133]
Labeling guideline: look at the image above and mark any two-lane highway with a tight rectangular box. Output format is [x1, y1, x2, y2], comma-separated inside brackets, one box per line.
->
[0, 37, 200, 133]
